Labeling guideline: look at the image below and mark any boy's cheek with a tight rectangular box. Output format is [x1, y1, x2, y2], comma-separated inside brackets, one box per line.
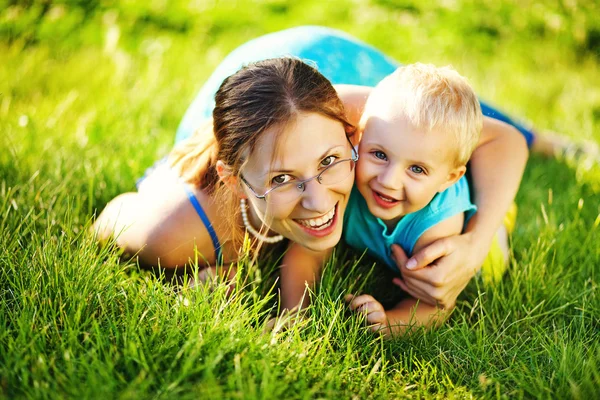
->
[354, 163, 369, 188]
[354, 165, 373, 204]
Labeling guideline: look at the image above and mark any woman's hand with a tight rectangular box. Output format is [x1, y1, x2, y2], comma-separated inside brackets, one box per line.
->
[390, 231, 490, 309]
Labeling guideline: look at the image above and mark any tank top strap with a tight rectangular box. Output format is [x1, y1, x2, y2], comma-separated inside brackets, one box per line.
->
[182, 185, 223, 264]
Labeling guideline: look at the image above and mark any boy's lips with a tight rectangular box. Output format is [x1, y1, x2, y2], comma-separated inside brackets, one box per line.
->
[371, 189, 401, 209]
[293, 203, 339, 237]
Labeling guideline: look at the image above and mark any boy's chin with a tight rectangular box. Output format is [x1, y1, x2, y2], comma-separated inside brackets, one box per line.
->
[366, 202, 401, 221]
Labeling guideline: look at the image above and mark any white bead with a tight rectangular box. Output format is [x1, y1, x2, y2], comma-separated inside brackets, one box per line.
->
[240, 198, 284, 243]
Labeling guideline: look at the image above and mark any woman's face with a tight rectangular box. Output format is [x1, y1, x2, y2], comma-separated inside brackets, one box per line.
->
[240, 112, 355, 252]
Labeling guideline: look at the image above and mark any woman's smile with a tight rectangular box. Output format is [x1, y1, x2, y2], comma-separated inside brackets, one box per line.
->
[293, 203, 339, 237]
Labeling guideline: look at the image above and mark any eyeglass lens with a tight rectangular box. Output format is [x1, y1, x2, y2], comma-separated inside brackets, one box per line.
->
[266, 158, 355, 204]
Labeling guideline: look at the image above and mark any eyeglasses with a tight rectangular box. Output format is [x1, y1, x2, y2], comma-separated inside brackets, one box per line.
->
[240, 139, 358, 205]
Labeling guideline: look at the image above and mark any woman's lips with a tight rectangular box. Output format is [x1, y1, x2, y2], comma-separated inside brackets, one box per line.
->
[372, 189, 401, 209]
[293, 203, 339, 238]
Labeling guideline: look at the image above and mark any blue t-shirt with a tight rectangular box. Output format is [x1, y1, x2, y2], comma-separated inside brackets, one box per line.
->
[343, 176, 477, 271]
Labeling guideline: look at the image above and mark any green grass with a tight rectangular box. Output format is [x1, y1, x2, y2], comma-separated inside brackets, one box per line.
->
[1, 0, 599, 398]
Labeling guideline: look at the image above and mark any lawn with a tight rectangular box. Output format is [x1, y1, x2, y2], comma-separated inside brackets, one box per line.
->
[1, 0, 599, 398]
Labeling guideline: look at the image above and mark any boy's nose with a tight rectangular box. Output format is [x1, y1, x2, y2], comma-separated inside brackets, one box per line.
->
[377, 167, 403, 190]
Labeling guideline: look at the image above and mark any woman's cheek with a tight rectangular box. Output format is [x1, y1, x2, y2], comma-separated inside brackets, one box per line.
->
[268, 201, 300, 224]
[341, 169, 356, 193]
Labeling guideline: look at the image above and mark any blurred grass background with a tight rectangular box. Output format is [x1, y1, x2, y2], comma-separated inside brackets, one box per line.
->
[1, 0, 599, 398]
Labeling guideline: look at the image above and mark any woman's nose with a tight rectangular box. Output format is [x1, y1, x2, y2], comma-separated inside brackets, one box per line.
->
[299, 180, 332, 213]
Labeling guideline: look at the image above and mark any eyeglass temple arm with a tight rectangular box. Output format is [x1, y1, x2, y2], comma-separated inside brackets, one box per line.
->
[240, 175, 268, 200]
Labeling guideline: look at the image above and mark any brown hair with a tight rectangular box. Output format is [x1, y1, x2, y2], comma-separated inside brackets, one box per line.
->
[169, 57, 354, 250]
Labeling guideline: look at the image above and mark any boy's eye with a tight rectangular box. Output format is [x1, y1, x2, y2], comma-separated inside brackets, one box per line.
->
[409, 165, 425, 175]
[373, 150, 387, 161]
[271, 174, 292, 186]
[320, 155, 338, 168]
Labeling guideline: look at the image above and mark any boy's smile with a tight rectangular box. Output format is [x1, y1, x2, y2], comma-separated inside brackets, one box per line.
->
[371, 188, 403, 208]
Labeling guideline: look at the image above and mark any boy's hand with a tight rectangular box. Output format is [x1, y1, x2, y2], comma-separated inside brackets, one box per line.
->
[390, 233, 486, 309]
[345, 294, 389, 336]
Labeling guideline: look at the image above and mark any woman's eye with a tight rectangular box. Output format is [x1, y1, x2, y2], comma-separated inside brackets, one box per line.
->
[320, 155, 338, 167]
[271, 174, 292, 186]
[373, 151, 387, 161]
[409, 165, 425, 174]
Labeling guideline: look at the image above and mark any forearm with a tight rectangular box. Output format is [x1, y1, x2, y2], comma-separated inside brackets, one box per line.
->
[334, 84, 372, 129]
[279, 266, 317, 311]
[279, 244, 329, 311]
[468, 120, 528, 254]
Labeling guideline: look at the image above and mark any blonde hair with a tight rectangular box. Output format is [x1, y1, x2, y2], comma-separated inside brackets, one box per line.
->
[377, 63, 483, 166]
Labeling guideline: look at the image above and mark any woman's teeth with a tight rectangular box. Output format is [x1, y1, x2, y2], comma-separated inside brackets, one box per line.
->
[297, 207, 336, 230]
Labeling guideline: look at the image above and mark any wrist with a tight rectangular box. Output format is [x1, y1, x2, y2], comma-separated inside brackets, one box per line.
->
[464, 215, 497, 248]
[460, 229, 493, 272]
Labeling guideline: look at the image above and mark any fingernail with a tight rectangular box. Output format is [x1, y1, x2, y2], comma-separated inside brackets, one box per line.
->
[406, 259, 417, 270]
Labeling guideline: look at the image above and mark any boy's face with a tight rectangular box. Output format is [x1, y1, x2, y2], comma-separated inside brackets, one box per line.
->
[356, 100, 466, 226]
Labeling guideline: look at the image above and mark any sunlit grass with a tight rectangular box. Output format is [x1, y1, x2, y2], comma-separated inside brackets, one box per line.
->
[1, 1, 599, 398]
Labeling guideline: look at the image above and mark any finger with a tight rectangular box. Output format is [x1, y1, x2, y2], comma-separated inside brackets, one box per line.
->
[347, 294, 376, 311]
[392, 277, 410, 289]
[356, 300, 384, 316]
[400, 263, 446, 286]
[395, 278, 431, 302]
[369, 323, 383, 334]
[394, 278, 437, 307]
[393, 277, 431, 300]
[365, 310, 387, 325]
[404, 277, 457, 309]
[406, 238, 454, 270]
[390, 244, 409, 269]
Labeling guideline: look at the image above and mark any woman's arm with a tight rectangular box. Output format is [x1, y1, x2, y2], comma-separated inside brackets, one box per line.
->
[393, 118, 528, 308]
[93, 192, 151, 256]
[279, 243, 330, 311]
[93, 171, 221, 268]
[335, 84, 371, 140]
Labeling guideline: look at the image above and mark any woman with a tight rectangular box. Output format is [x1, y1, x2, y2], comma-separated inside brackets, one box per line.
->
[95, 27, 529, 311]
[96, 57, 359, 310]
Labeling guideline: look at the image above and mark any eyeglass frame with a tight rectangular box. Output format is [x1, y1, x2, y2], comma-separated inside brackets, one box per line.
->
[239, 135, 358, 201]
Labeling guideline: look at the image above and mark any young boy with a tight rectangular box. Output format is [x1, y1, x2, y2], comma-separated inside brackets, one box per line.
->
[343, 63, 500, 336]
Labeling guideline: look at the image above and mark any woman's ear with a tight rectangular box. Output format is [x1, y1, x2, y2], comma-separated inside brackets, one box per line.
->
[216, 160, 247, 198]
[437, 165, 467, 193]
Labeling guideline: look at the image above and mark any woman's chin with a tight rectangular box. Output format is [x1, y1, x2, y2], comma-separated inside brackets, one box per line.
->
[300, 231, 342, 252]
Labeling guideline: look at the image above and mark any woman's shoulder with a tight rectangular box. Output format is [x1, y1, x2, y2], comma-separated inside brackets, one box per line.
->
[117, 165, 223, 267]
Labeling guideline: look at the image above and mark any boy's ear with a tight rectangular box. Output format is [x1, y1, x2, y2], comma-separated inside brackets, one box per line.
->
[438, 165, 467, 192]
[216, 160, 247, 198]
